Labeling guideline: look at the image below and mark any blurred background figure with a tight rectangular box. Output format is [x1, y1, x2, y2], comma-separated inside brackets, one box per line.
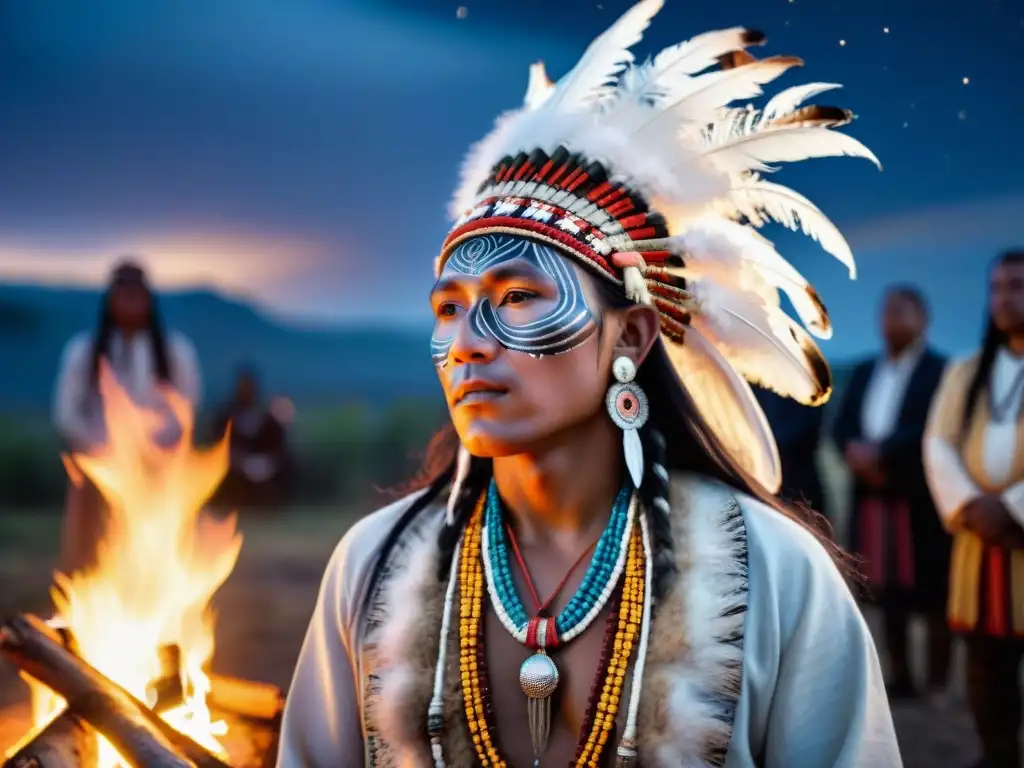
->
[755, 387, 828, 519]
[51, 259, 202, 573]
[924, 250, 1024, 768]
[832, 285, 951, 701]
[210, 366, 292, 511]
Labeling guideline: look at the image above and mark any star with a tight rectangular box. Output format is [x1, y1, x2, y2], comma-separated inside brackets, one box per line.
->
[902, 121, 909, 128]
[883, 26, 890, 33]
[456, 6, 468, 19]
[839, 39, 847, 46]
[958, 110, 967, 121]
[962, 76, 970, 84]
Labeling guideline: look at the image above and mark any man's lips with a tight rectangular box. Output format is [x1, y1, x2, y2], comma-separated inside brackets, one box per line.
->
[452, 379, 509, 405]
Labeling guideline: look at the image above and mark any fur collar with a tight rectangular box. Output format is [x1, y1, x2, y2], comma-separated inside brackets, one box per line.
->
[362, 473, 748, 767]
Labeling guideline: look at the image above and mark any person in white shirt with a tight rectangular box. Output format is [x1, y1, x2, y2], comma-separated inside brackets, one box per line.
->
[832, 286, 951, 701]
[51, 259, 202, 573]
[924, 249, 1024, 768]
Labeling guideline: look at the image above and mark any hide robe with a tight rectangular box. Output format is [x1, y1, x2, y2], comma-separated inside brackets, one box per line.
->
[276, 473, 901, 768]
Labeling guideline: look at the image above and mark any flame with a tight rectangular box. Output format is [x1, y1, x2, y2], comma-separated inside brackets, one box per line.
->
[28, 363, 242, 767]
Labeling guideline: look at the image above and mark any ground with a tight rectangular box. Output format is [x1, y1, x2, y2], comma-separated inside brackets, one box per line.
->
[0, 506, 983, 766]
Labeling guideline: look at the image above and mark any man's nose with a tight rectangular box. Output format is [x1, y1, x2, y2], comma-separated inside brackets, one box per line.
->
[449, 305, 500, 365]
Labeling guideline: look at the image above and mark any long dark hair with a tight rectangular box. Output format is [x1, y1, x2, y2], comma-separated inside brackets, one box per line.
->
[89, 267, 173, 389]
[367, 273, 845, 612]
[961, 249, 1024, 437]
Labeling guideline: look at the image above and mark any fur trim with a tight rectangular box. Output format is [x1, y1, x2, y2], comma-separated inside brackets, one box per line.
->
[636, 474, 748, 767]
[363, 474, 748, 767]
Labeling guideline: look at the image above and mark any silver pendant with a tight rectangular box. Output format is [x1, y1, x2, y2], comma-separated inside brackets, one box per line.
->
[519, 652, 559, 762]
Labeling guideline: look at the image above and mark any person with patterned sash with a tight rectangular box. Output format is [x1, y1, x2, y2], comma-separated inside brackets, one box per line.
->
[924, 250, 1024, 768]
[832, 285, 951, 702]
[277, 3, 899, 766]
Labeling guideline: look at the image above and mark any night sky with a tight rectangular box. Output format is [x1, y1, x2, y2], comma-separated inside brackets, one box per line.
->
[0, 0, 1020, 358]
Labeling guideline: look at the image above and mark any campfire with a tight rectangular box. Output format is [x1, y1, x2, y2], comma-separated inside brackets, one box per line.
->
[1, 367, 283, 768]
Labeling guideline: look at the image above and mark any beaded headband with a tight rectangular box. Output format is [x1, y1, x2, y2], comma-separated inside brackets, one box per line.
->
[439, 0, 879, 492]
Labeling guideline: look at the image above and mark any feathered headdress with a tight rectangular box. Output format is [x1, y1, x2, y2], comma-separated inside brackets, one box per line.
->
[437, 0, 879, 493]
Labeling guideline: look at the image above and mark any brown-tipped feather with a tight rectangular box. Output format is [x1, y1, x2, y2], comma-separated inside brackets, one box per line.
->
[805, 284, 832, 336]
[794, 328, 833, 405]
[718, 49, 757, 70]
[770, 104, 853, 128]
[743, 29, 768, 47]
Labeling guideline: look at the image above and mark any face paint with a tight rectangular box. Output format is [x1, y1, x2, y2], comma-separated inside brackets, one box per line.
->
[431, 234, 598, 367]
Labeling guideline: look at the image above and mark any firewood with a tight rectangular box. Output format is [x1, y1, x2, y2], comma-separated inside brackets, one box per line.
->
[3, 665, 185, 768]
[2, 711, 97, 768]
[208, 675, 282, 722]
[0, 615, 229, 768]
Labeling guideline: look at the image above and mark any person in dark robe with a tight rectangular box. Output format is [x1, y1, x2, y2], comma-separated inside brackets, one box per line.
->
[52, 260, 202, 573]
[211, 367, 291, 510]
[755, 387, 828, 518]
[832, 284, 951, 701]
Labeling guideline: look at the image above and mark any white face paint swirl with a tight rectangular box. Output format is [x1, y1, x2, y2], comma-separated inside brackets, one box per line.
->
[431, 234, 598, 367]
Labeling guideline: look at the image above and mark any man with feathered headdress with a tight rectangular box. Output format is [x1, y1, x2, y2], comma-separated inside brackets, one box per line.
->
[278, 2, 899, 766]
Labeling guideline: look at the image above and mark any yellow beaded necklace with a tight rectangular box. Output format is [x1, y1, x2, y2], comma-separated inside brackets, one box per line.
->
[456, 494, 647, 767]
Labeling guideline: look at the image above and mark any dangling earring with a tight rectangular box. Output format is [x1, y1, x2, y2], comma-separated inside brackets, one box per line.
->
[606, 356, 649, 489]
[446, 445, 472, 526]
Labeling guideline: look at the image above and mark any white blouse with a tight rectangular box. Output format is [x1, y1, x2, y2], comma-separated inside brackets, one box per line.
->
[52, 329, 202, 451]
[924, 348, 1024, 530]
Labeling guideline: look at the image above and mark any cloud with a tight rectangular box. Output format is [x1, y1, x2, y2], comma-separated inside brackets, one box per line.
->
[843, 191, 1024, 253]
[0, 230, 329, 298]
[0, 0, 551, 318]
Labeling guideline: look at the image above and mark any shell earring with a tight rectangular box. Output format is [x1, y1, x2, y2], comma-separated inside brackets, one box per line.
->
[606, 356, 649, 489]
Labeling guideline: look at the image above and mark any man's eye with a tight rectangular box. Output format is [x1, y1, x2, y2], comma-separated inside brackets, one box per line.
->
[501, 290, 536, 306]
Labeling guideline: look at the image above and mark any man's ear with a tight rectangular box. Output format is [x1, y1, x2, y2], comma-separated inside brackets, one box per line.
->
[611, 303, 660, 365]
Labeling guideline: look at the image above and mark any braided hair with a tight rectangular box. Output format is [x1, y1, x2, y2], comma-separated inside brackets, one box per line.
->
[961, 249, 1024, 439]
[89, 261, 172, 390]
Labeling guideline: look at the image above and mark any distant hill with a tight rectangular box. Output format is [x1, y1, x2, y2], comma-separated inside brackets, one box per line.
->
[0, 282, 856, 414]
[0, 283, 438, 411]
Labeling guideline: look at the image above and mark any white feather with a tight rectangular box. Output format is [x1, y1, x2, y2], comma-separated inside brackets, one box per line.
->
[722, 178, 857, 278]
[697, 123, 881, 177]
[525, 62, 555, 109]
[686, 278, 830, 405]
[762, 82, 842, 122]
[649, 26, 760, 79]
[543, 0, 663, 112]
[638, 56, 802, 137]
[663, 328, 781, 493]
[673, 217, 833, 339]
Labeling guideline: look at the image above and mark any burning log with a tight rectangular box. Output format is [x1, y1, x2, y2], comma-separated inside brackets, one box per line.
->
[4, 658, 185, 768]
[3, 711, 98, 768]
[0, 615, 230, 768]
[208, 676, 281, 723]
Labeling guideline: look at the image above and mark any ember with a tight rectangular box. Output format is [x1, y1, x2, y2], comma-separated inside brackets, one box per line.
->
[1, 365, 282, 767]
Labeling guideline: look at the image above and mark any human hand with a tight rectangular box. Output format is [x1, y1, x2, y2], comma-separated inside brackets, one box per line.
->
[845, 442, 885, 485]
[961, 496, 1021, 546]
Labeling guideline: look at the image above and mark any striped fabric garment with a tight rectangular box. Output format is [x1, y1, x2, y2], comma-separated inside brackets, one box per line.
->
[858, 496, 915, 592]
[948, 532, 1024, 638]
